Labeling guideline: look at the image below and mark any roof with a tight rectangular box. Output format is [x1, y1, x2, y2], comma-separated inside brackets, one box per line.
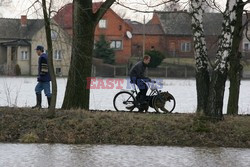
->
[54, 3, 103, 29]
[54, 3, 132, 31]
[130, 24, 164, 35]
[53, 3, 73, 29]
[0, 39, 30, 46]
[155, 11, 223, 36]
[0, 18, 44, 40]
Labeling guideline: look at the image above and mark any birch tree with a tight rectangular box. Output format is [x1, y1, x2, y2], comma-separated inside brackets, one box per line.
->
[207, 0, 241, 118]
[62, 0, 116, 109]
[191, 0, 242, 119]
[190, 0, 210, 113]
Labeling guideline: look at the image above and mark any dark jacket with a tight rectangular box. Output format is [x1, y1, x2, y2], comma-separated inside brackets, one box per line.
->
[129, 61, 149, 82]
[38, 53, 51, 82]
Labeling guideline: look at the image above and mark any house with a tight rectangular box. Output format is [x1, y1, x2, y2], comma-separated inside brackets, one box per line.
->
[130, 11, 223, 59]
[54, 3, 133, 64]
[129, 22, 165, 57]
[241, 13, 250, 59]
[0, 16, 71, 76]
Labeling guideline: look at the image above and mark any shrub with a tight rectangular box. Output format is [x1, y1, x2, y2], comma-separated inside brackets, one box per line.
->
[94, 35, 115, 64]
[20, 132, 39, 143]
[15, 64, 21, 76]
[145, 50, 165, 68]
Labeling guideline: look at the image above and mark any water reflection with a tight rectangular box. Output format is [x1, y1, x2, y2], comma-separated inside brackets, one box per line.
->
[0, 144, 250, 167]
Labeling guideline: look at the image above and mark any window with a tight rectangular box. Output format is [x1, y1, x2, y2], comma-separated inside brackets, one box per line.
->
[21, 51, 28, 60]
[56, 68, 62, 75]
[244, 43, 250, 51]
[99, 19, 107, 28]
[51, 30, 58, 40]
[181, 42, 191, 52]
[110, 40, 122, 50]
[54, 50, 62, 60]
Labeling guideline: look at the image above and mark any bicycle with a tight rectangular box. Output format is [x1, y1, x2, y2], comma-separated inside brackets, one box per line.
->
[113, 80, 176, 113]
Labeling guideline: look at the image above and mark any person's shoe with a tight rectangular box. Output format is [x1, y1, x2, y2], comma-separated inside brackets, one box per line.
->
[47, 96, 51, 108]
[138, 107, 144, 112]
[32, 93, 42, 109]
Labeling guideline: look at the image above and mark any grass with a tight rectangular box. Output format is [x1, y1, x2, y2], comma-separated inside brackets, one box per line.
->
[162, 58, 250, 70]
[162, 58, 195, 66]
[0, 108, 250, 148]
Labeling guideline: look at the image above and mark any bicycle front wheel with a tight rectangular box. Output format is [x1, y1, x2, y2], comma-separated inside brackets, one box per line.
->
[113, 91, 136, 112]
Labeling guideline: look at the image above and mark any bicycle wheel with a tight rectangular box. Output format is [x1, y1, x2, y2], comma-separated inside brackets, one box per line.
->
[152, 92, 176, 113]
[113, 91, 136, 112]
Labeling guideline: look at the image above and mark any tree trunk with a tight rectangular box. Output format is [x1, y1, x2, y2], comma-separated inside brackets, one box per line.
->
[62, 0, 95, 109]
[196, 69, 210, 113]
[206, 0, 239, 119]
[42, 0, 57, 116]
[206, 70, 227, 119]
[227, 1, 244, 115]
[227, 53, 243, 115]
[190, 0, 210, 113]
[62, 0, 115, 110]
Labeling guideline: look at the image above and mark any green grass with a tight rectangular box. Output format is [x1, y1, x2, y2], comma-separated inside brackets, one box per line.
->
[162, 58, 195, 66]
[0, 108, 250, 147]
[161, 58, 250, 70]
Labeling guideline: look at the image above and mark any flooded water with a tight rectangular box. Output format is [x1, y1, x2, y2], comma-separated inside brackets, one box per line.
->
[0, 144, 250, 167]
[0, 77, 250, 114]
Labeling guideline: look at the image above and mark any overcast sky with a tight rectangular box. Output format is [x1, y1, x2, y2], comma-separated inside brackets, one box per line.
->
[0, 0, 233, 23]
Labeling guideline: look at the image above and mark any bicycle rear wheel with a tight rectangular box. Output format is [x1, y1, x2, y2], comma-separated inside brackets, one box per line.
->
[113, 91, 136, 112]
[152, 92, 176, 113]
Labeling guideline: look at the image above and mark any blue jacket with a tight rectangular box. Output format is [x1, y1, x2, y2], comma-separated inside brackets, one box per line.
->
[38, 53, 51, 82]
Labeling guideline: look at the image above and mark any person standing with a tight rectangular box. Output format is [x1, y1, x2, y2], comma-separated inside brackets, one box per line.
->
[32, 45, 51, 109]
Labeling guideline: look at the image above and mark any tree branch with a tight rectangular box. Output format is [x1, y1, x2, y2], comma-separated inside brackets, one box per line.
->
[25, 0, 40, 16]
[115, 1, 155, 13]
[205, 0, 223, 13]
[48, 0, 52, 18]
[121, 0, 180, 8]
[94, 0, 116, 22]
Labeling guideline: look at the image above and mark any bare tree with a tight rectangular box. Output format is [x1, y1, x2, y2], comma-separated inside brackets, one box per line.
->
[202, 0, 221, 13]
[41, 0, 57, 117]
[0, 0, 11, 6]
[0, 0, 12, 17]
[62, 0, 116, 109]
[164, 0, 181, 11]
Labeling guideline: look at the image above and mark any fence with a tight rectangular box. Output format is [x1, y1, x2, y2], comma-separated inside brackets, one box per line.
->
[92, 64, 128, 77]
[92, 64, 196, 78]
[0, 63, 15, 75]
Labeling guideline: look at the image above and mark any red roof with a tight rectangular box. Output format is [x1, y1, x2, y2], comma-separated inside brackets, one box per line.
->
[54, 2, 103, 29]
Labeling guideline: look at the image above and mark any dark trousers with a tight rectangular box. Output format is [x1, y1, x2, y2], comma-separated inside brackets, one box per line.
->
[135, 79, 148, 103]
